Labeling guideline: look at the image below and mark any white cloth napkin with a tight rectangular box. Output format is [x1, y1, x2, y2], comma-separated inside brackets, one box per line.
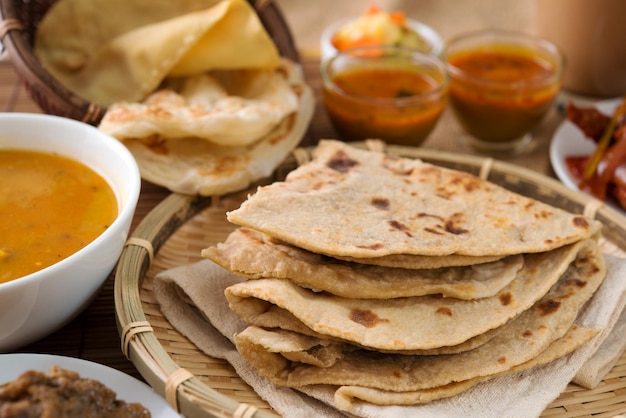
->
[153, 253, 626, 418]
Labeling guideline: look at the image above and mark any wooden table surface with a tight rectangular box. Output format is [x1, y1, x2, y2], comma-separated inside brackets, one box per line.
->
[0, 52, 570, 380]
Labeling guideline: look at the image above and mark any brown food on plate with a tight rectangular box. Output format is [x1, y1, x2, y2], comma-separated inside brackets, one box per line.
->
[0, 366, 150, 418]
[566, 102, 611, 141]
[198, 141, 607, 411]
[565, 100, 626, 209]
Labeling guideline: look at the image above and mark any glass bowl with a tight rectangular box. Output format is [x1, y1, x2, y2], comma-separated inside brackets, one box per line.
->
[321, 45, 449, 146]
[445, 29, 564, 154]
[320, 16, 444, 63]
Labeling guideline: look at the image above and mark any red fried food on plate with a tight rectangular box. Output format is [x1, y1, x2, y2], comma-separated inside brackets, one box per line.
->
[565, 100, 626, 209]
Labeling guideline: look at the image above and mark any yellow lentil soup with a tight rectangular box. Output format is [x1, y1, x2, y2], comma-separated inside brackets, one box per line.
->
[0, 150, 118, 284]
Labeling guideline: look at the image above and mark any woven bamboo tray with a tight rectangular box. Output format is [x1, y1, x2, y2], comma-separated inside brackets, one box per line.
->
[115, 142, 626, 418]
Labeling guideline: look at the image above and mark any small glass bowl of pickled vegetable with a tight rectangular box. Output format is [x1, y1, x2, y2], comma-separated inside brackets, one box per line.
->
[446, 29, 565, 154]
[320, 4, 444, 62]
[321, 45, 449, 146]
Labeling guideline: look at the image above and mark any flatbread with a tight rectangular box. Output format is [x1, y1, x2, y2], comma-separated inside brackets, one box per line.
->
[98, 62, 300, 147]
[225, 238, 600, 351]
[233, 241, 606, 392]
[35, 0, 281, 106]
[226, 140, 601, 258]
[331, 324, 599, 409]
[100, 61, 314, 196]
[203, 227, 524, 299]
[331, 252, 505, 269]
[228, 299, 505, 356]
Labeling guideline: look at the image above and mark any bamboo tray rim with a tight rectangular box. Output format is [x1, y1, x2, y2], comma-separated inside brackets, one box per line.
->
[114, 142, 626, 418]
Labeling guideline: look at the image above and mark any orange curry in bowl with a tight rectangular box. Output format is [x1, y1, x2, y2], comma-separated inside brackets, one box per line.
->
[447, 44, 562, 143]
[0, 150, 118, 284]
[322, 47, 448, 146]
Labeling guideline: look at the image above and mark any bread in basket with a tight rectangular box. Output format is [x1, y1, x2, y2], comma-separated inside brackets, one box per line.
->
[0, 0, 299, 125]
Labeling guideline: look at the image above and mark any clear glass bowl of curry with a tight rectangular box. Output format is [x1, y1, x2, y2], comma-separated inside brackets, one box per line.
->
[321, 46, 449, 146]
[445, 29, 564, 153]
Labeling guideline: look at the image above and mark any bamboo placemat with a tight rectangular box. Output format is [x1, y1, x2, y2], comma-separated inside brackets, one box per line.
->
[116, 144, 626, 418]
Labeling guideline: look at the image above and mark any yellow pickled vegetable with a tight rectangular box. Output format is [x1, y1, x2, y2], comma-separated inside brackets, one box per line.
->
[331, 4, 429, 52]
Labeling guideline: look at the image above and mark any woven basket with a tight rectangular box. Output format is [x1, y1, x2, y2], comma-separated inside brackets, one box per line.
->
[116, 141, 626, 418]
[0, 0, 300, 125]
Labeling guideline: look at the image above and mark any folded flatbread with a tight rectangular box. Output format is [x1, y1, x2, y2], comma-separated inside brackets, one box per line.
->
[99, 60, 314, 196]
[227, 140, 602, 259]
[233, 241, 606, 393]
[203, 227, 524, 299]
[98, 62, 300, 147]
[35, 0, 281, 106]
[331, 324, 598, 409]
[226, 238, 601, 351]
[331, 252, 505, 269]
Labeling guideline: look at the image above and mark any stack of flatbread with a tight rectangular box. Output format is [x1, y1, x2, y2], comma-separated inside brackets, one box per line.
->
[34, 0, 314, 196]
[199, 140, 608, 411]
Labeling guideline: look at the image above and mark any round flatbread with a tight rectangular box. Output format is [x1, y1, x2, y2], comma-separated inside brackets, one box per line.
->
[331, 324, 598, 409]
[203, 227, 524, 299]
[227, 140, 602, 258]
[100, 61, 314, 196]
[226, 238, 599, 351]
[98, 64, 300, 147]
[233, 239, 606, 391]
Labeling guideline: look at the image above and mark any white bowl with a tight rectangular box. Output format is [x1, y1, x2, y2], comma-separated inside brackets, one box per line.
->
[320, 17, 444, 63]
[0, 113, 141, 351]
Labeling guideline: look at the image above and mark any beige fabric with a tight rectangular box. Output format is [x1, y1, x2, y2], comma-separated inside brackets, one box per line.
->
[225, 239, 599, 351]
[227, 140, 602, 259]
[202, 227, 523, 299]
[573, 307, 626, 388]
[151, 253, 626, 417]
[100, 61, 314, 196]
[153, 260, 347, 418]
[35, 0, 281, 106]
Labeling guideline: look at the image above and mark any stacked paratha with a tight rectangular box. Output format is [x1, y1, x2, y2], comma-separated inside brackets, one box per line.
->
[201, 140, 607, 412]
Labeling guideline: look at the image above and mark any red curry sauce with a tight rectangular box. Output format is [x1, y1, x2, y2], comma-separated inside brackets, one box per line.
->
[322, 67, 447, 145]
[448, 47, 560, 142]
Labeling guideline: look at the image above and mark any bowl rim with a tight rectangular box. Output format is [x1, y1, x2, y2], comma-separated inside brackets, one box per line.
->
[0, 113, 141, 289]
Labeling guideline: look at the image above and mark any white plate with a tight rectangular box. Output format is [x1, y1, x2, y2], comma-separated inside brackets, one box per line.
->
[549, 98, 623, 211]
[0, 354, 181, 418]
